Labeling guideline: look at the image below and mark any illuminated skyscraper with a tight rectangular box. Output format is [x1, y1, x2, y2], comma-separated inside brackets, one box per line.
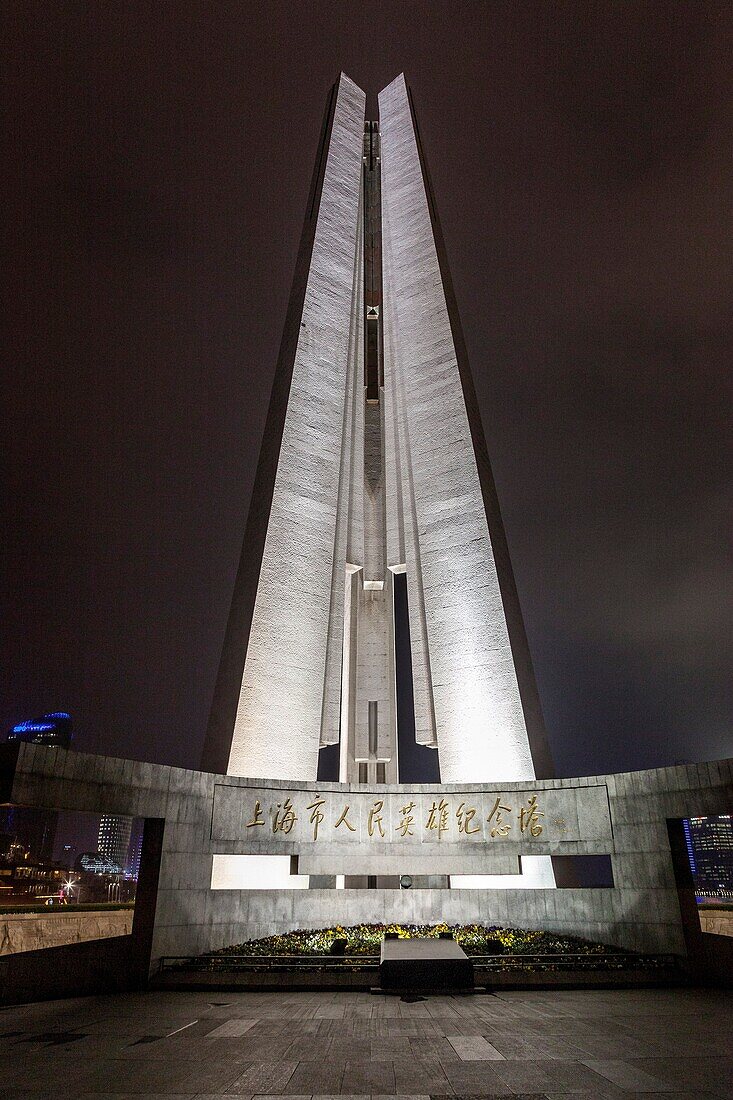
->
[686, 815, 733, 900]
[97, 815, 132, 871]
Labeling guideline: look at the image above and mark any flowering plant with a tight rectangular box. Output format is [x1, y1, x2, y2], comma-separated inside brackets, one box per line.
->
[216, 922, 616, 957]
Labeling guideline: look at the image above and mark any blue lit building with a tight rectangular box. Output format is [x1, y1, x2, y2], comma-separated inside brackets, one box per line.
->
[6, 712, 73, 749]
[4, 713, 72, 859]
[126, 823, 144, 881]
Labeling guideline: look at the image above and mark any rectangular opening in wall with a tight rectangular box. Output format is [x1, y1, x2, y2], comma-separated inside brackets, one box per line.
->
[368, 701, 378, 755]
[211, 854, 309, 890]
[393, 571, 440, 782]
[358, 762, 368, 783]
[552, 854, 615, 888]
[0, 805, 144, 953]
[317, 741, 339, 781]
[450, 854, 614, 889]
[376, 762, 386, 784]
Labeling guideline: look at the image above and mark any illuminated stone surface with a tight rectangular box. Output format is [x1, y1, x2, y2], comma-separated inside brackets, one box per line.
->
[379, 74, 539, 786]
[225, 73, 366, 783]
[206, 73, 554, 830]
[5, 744, 733, 966]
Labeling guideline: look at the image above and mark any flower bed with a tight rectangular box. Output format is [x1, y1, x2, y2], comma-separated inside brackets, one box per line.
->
[216, 922, 623, 957]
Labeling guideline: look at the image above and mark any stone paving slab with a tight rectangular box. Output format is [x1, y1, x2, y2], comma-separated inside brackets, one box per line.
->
[226, 1063, 299, 1095]
[206, 1020, 259, 1038]
[438, 1061, 513, 1093]
[286, 1062, 346, 1095]
[445, 1036, 505, 1061]
[629, 1056, 733, 1094]
[393, 1056, 453, 1095]
[581, 1059, 673, 1091]
[340, 1062, 397, 1095]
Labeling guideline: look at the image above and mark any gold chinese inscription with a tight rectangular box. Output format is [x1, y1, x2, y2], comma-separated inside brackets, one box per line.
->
[271, 798, 297, 834]
[368, 800, 386, 838]
[397, 801, 416, 837]
[456, 801, 480, 835]
[334, 805, 356, 832]
[245, 800, 265, 828]
[486, 797, 512, 837]
[245, 793, 549, 841]
[307, 795, 326, 841]
[425, 798, 450, 837]
[519, 795, 544, 837]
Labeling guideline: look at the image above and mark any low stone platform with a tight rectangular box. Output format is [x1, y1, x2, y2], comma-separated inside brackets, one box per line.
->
[380, 938, 473, 992]
[0, 987, 730, 1097]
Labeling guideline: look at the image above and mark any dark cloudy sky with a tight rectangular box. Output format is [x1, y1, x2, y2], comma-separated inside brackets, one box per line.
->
[3, 1, 731, 779]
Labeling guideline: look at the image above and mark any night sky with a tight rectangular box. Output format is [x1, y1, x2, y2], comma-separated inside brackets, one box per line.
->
[4, 2, 731, 780]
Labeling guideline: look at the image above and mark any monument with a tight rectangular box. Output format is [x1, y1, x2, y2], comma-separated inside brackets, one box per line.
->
[202, 73, 555, 887]
[1, 74, 731, 1000]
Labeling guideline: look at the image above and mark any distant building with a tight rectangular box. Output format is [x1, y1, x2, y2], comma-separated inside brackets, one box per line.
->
[126, 825, 144, 881]
[685, 815, 733, 901]
[71, 852, 135, 903]
[6, 712, 72, 749]
[4, 714, 71, 861]
[97, 815, 132, 870]
[74, 852, 123, 876]
[11, 860, 66, 900]
[2, 804, 58, 864]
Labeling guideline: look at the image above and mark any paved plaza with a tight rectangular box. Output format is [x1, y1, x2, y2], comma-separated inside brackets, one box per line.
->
[0, 987, 731, 1098]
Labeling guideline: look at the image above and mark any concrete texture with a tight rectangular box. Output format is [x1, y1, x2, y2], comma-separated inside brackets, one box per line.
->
[379, 937, 473, 992]
[0, 986, 731, 1097]
[699, 911, 733, 936]
[379, 74, 550, 792]
[0, 908, 132, 955]
[223, 73, 366, 782]
[3, 744, 732, 970]
[207, 74, 557, 807]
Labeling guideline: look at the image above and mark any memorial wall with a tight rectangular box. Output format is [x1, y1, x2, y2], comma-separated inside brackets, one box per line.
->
[3, 743, 731, 970]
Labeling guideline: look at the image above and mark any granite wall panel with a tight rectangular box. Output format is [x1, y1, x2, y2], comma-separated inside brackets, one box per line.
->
[3, 744, 731, 967]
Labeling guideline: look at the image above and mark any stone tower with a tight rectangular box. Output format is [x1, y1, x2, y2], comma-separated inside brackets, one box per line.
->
[202, 75, 555, 871]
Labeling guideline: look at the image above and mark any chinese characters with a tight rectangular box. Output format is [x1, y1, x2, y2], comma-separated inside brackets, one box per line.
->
[244, 792, 547, 842]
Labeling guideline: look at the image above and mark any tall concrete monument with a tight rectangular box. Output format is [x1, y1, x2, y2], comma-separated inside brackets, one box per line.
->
[4, 75, 732, 998]
[202, 73, 555, 888]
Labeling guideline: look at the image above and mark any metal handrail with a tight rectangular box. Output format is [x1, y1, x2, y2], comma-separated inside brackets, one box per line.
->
[158, 950, 680, 974]
[158, 953, 380, 973]
[471, 952, 679, 970]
